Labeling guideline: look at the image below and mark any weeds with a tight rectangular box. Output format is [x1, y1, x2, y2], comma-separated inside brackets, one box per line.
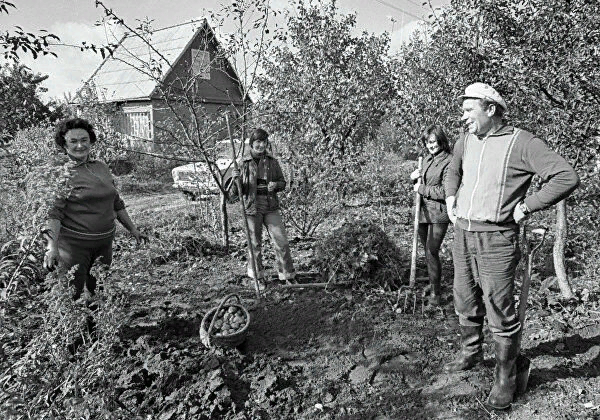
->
[0, 265, 130, 419]
[312, 218, 409, 290]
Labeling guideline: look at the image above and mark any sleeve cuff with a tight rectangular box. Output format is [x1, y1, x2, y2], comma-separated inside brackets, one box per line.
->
[524, 196, 543, 213]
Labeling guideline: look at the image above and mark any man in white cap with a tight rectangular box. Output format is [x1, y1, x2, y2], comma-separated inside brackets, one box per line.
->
[443, 82, 579, 410]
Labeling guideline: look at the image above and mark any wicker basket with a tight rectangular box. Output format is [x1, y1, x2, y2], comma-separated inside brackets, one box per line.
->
[200, 293, 251, 348]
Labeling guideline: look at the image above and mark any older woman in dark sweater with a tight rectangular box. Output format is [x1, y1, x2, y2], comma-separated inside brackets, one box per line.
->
[43, 118, 145, 299]
[410, 125, 453, 309]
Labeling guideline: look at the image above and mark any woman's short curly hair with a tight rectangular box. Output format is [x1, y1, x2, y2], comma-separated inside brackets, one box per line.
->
[54, 117, 97, 149]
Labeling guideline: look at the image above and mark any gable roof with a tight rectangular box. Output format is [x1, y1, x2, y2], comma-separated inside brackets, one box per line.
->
[83, 18, 233, 103]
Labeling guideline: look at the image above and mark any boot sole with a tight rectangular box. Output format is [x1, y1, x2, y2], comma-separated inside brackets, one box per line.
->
[485, 391, 516, 411]
[484, 400, 512, 411]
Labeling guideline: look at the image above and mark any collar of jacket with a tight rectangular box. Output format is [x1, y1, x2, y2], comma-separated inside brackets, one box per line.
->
[484, 125, 514, 138]
[242, 150, 273, 162]
[425, 150, 450, 162]
[462, 125, 515, 141]
[71, 158, 98, 167]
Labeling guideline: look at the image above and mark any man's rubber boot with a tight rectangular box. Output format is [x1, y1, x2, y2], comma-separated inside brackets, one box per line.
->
[443, 325, 484, 372]
[486, 336, 519, 410]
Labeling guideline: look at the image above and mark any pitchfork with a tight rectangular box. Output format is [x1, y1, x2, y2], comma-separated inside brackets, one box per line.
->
[395, 156, 427, 314]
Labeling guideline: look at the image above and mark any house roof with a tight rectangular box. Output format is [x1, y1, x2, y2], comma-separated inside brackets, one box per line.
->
[83, 18, 220, 103]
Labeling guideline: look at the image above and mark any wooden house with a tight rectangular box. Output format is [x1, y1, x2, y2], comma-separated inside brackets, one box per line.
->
[79, 18, 248, 153]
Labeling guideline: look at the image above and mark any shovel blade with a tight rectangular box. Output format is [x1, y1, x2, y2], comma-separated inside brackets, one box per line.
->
[516, 353, 531, 395]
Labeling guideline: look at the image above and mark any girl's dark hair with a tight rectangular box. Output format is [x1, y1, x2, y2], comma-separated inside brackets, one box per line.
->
[54, 118, 97, 149]
[249, 128, 268, 146]
[421, 125, 451, 154]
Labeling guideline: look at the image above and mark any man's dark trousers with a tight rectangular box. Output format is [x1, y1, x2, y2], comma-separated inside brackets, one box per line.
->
[452, 225, 521, 338]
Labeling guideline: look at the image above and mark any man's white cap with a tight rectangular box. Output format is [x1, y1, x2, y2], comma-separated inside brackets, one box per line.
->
[458, 82, 507, 111]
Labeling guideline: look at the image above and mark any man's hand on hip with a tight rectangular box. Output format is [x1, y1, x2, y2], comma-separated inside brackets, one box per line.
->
[513, 203, 529, 223]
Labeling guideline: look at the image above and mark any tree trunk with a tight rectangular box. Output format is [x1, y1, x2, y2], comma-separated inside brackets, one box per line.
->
[220, 192, 229, 251]
[553, 199, 574, 299]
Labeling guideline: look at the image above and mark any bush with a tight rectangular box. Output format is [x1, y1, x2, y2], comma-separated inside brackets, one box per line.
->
[113, 154, 178, 195]
[312, 218, 409, 290]
[129, 154, 178, 181]
[278, 155, 342, 238]
[565, 180, 600, 277]
[348, 150, 415, 204]
[1, 125, 73, 242]
[0, 266, 129, 419]
[0, 234, 46, 300]
[115, 174, 169, 195]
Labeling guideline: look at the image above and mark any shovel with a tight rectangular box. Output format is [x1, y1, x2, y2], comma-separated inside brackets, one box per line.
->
[515, 225, 547, 395]
[225, 115, 262, 303]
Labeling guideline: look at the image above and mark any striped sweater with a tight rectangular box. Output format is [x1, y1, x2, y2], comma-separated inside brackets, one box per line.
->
[445, 126, 579, 231]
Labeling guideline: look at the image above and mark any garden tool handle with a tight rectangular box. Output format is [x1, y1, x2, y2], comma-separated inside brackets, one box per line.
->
[408, 157, 423, 288]
[225, 114, 262, 301]
[518, 226, 531, 325]
[517, 225, 547, 324]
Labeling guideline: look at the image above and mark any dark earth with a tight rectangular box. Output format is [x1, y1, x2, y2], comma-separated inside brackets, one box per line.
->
[104, 192, 600, 420]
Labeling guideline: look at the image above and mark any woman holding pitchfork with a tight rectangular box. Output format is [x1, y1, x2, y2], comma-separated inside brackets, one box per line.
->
[409, 125, 453, 310]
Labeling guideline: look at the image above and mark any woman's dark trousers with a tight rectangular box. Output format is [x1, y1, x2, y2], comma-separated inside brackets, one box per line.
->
[418, 222, 448, 303]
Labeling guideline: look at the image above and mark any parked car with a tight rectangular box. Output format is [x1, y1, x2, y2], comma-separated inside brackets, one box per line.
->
[172, 158, 233, 200]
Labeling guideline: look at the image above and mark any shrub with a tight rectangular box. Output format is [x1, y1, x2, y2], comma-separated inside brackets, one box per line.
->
[0, 234, 46, 300]
[116, 174, 169, 195]
[348, 149, 415, 205]
[113, 154, 178, 195]
[279, 167, 340, 238]
[565, 180, 600, 277]
[2, 125, 73, 234]
[0, 266, 129, 419]
[312, 218, 409, 290]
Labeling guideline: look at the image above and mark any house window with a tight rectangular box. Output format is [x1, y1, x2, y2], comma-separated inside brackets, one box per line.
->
[191, 49, 210, 80]
[121, 111, 151, 140]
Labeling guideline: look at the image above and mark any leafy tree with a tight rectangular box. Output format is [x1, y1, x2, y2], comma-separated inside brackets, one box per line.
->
[1, 1, 114, 62]
[257, 0, 395, 164]
[255, 0, 395, 235]
[0, 64, 66, 144]
[392, 0, 600, 298]
[391, 2, 486, 152]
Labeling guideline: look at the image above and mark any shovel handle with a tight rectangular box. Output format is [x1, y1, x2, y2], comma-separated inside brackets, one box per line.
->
[225, 115, 262, 301]
[517, 226, 547, 324]
[515, 226, 546, 395]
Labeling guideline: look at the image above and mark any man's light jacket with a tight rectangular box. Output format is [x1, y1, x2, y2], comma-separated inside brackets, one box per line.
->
[445, 125, 579, 232]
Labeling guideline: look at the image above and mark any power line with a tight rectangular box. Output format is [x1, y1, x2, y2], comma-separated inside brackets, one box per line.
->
[373, 0, 424, 20]
[404, 0, 429, 10]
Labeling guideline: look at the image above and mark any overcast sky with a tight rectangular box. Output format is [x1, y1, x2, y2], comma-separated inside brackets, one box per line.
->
[2, 0, 449, 101]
